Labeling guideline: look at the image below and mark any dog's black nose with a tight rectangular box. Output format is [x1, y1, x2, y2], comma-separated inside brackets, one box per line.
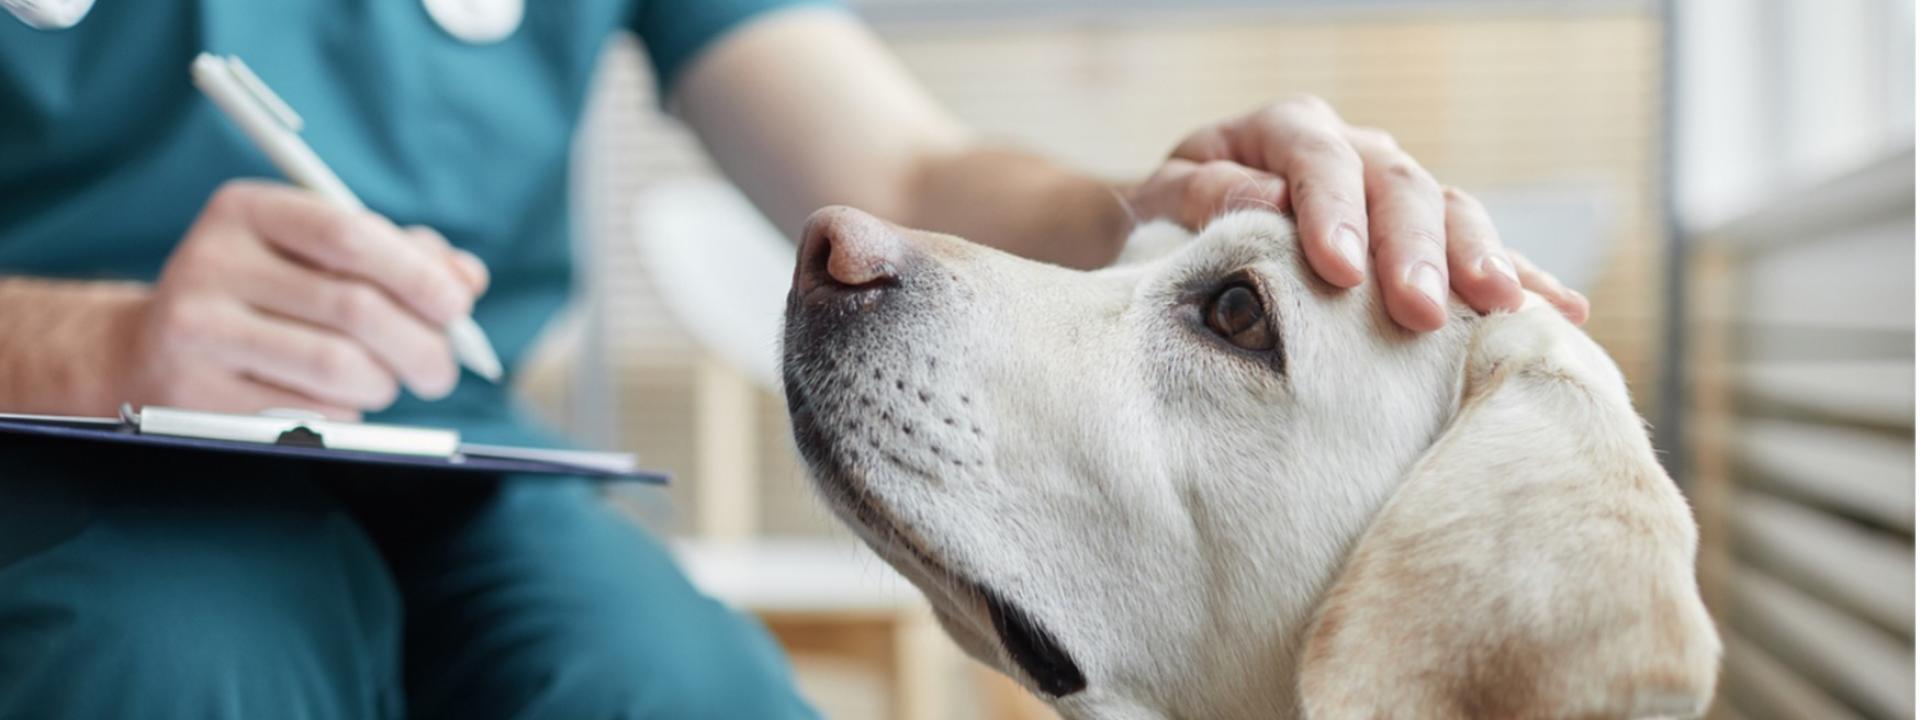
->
[795, 206, 903, 296]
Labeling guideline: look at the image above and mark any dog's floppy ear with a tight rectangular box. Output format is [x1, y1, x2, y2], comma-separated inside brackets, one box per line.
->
[1299, 302, 1722, 719]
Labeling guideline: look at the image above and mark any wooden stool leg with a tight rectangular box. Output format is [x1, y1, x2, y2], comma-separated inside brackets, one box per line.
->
[891, 607, 949, 720]
[692, 358, 757, 540]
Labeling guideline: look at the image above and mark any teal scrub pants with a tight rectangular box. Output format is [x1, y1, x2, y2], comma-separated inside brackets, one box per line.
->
[0, 441, 818, 720]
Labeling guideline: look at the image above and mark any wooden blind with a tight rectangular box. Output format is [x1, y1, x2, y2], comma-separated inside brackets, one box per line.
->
[1691, 148, 1915, 720]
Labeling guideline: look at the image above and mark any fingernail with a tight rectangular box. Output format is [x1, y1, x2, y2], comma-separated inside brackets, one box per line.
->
[408, 381, 444, 402]
[456, 250, 489, 285]
[1334, 225, 1366, 274]
[436, 287, 471, 321]
[1409, 262, 1446, 309]
[1548, 278, 1574, 299]
[1562, 292, 1589, 322]
[413, 371, 456, 401]
[1481, 254, 1518, 284]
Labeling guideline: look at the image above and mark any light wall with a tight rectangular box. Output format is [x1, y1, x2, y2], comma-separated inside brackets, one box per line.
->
[1674, 0, 1915, 227]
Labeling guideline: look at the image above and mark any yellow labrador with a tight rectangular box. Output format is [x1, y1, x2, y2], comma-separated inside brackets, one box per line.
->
[780, 207, 1721, 719]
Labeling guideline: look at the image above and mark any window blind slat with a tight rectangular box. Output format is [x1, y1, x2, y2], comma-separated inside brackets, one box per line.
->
[1720, 632, 1866, 720]
[1731, 491, 1914, 634]
[1729, 567, 1915, 720]
[1732, 418, 1916, 532]
[1736, 361, 1916, 428]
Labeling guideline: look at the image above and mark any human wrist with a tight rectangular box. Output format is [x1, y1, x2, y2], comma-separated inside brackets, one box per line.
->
[1049, 177, 1136, 269]
[91, 283, 151, 412]
[0, 278, 150, 414]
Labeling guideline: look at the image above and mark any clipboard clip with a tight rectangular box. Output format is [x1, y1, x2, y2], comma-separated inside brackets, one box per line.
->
[122, 404, 462, 458]
[275, 425, 327, 449]
[259, 407, 329, 449]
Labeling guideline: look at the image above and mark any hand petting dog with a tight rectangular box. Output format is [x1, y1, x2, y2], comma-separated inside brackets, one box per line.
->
[1127, 96, 1590, 331]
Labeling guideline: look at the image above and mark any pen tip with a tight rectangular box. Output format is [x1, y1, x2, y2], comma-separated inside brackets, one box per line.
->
[469, 351, 504, 384]
[445, 316, 504, 385]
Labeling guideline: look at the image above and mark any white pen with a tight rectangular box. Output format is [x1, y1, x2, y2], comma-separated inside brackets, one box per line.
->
[189, 52, 504, 384]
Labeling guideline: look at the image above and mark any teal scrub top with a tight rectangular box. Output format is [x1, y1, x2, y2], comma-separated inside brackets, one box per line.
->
[0, 0, 826, 445]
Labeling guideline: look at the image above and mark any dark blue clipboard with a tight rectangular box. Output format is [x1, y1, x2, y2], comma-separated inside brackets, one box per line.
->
[0, 416, 666, 483]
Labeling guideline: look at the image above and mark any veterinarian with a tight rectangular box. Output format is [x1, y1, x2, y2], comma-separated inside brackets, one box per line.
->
[0, 1, 1587, 718]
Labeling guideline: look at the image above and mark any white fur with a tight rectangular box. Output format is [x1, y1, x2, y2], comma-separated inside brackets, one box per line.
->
[781, 211, 1721, 719]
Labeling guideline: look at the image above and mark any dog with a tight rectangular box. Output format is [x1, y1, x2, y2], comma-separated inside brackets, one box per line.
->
[780, 206, 1721, 719]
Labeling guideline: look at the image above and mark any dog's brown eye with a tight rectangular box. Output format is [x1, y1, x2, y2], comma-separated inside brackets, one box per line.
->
[1204, 284, 1275, 351]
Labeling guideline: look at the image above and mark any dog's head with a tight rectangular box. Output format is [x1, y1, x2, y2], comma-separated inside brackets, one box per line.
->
[781, 207, 1720, 719]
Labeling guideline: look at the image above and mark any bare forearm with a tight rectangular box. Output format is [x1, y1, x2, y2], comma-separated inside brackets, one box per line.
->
[674, 9, 1130, 268]
[896, 148, 1132, 269]
[0, 278, 143, 415]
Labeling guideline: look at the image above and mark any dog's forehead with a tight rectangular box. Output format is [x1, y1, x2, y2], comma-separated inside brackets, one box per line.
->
[1196, 212, 1301, 257]
[1160, 212, 1303, 279]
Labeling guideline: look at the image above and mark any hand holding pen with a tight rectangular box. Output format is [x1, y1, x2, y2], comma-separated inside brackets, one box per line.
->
[113, 177, 490, 420]
[191, 54, 503, 385]
[94, 56, 501, 421]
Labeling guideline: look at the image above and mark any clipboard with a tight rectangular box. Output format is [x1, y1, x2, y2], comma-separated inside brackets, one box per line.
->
[0, 406, 666, 483]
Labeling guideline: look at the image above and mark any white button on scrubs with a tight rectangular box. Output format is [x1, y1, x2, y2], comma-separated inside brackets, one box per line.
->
[8, 0, 524, 45]
[421, 0, 523, 44]
[2, 0, 95, 29]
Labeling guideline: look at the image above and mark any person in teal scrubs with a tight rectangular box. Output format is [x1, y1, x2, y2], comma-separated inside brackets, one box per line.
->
[0, 1, 1588, 718]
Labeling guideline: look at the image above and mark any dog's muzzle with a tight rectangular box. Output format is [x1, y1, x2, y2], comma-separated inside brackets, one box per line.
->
[781, 207, 1090, 699]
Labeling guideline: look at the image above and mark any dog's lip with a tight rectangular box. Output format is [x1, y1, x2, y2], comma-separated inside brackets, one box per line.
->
[982, 584, 1089, 697]
[822, 472, 1089, 698]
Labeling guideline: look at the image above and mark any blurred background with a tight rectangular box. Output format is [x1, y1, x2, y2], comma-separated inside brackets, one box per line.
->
[508, 0, 1917, 717]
